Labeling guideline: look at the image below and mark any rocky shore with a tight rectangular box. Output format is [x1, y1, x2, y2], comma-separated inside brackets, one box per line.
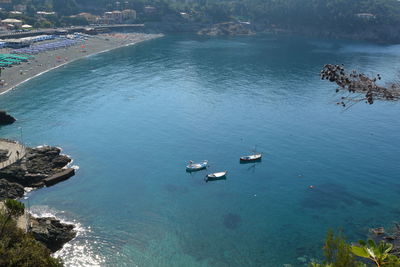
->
[0, 143, 77, 252]
[0, 111, 16, 125]
[30, 216, 77, 253]
[0, 145, 74, 192]
[372, 225, 400, 257]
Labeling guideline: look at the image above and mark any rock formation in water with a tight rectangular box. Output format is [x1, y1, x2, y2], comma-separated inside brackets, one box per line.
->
[0, 144, 77, 252]
[0, 146, 74, 188]
[0, 179, 24, 200]
[371, 225, 400, 257]
[30, 216, 77, 252]
[0, 111, 16, 125]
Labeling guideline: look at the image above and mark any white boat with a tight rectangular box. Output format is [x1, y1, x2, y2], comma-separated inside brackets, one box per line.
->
[206, 171, 227, 179]
[240, 153, 262, 162]
[240, 145, 262, 162]
[186, 160, 208, 172]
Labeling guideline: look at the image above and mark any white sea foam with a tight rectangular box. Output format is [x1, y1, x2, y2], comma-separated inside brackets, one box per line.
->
[71, 165, 80, 170]
[29, 205, 104, 266]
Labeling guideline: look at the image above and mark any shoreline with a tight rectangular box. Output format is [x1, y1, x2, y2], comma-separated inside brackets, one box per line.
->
[0, 32, 164, 95]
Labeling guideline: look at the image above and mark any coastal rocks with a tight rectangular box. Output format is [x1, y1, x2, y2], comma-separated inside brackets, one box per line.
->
[0, 179, 24, 200]
[43, 168, 75, 187]
[372, 224, 400, 257]
[197, 22, 254, 36]
[0, 110, 16, 125]
[0, 145, 73, 187]
[30, 216, 77, 252]
[25, 146, 71, 173]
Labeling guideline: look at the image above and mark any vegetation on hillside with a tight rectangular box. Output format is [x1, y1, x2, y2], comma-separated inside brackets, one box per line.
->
[2, 0, 400, 35]
[0, 199, 62, 267]
[311, 230, 400, 267]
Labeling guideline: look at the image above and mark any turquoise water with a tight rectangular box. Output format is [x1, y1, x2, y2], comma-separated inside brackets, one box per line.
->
[1, 34, 400, 266]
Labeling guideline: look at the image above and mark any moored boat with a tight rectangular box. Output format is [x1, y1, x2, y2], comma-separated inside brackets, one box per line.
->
[186, 160, 208, 172]
[205, 171, 227, 181]
[240, 153, 262, 162]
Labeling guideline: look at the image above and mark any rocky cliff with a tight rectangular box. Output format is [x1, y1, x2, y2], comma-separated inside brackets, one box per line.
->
[0, 146, 74, 190]
[30, 216, 77, 253]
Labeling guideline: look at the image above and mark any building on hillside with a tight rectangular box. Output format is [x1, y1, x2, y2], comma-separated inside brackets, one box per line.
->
[103, 11, 123, 24]
[9, 11, 22, 15]
[36, 11, 56, 17]
[144, 6, 157, 14]
[180, 12, 190, 19]
[112, 11, 123, 23]
[122, 9, 136, 21]
[1, 18, 22, 27]
[76, 12, 100, 24]
[0, 0, 12, 10]
[21, 24, 32, 30]
[355, 13, 376, 20]
[13, 4, 26, 12]
[102, 12, 115, 24]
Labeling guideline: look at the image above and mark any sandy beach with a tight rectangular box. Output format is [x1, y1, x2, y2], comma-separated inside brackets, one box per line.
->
[0, 32, 163, 95]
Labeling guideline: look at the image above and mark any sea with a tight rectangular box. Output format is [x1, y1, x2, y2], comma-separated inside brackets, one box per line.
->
[0, 34, 400, 266]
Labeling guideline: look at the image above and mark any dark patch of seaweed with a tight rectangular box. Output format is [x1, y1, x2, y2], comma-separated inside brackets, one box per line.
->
[301, 183, 380, 209]
[222, 213, 242, 230]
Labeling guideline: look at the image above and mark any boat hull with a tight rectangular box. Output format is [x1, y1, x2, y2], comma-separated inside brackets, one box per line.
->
[240, 154, 262, 163]
[205, 171, 227, 182]
[186, 161, 208, 172]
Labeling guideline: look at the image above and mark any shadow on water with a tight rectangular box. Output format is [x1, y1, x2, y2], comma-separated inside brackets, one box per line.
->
[205, 176, 227, 183]
[239, 158, 262, 164]
[222, 213, 242, 230]
[301, 183, 380, 209]
[163, 184, 189, 194]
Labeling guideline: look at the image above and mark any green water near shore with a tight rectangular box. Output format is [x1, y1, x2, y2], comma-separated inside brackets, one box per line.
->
[1, 34, 400, 266]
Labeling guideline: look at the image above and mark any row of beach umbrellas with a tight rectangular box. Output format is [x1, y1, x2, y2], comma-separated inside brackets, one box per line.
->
[12, 38, 83, 55]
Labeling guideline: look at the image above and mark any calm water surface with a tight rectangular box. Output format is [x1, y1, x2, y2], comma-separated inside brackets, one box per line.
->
[0, 34, 400, 266]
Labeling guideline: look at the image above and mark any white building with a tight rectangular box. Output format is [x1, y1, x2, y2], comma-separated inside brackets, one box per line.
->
[122, 9, 136, 21]
[1, 18, 22, 27]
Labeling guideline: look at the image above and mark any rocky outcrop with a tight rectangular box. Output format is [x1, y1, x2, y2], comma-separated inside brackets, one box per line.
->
[0, 146, 73, 187]
[30, 217, 77, 253]
[0, 111, 16, 125]
[0, 142, 77, 252]
[372, 225, 400, 257]
[43, 168, 75, 187]
[0, 179, 24, 200]
[198, 22, 254, 36]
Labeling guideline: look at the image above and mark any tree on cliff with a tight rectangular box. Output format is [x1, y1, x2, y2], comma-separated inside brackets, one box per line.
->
[0, 199, 24, 237]
[320, 64, 400, 107]
[311, 230, 400, 266]
[0, 199, 62, 267]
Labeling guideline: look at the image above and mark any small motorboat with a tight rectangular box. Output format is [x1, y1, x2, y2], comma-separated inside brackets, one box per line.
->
[205, 171, 227, 181]
[186, 160, 208, 172]
[240, 153, 262, 162]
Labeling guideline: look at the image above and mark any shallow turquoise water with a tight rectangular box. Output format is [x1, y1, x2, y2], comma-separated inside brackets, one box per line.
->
[1, 34, 400, 266]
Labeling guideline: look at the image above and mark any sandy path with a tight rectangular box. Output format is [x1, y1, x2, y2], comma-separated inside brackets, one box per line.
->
[0, 139, 25, 169]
